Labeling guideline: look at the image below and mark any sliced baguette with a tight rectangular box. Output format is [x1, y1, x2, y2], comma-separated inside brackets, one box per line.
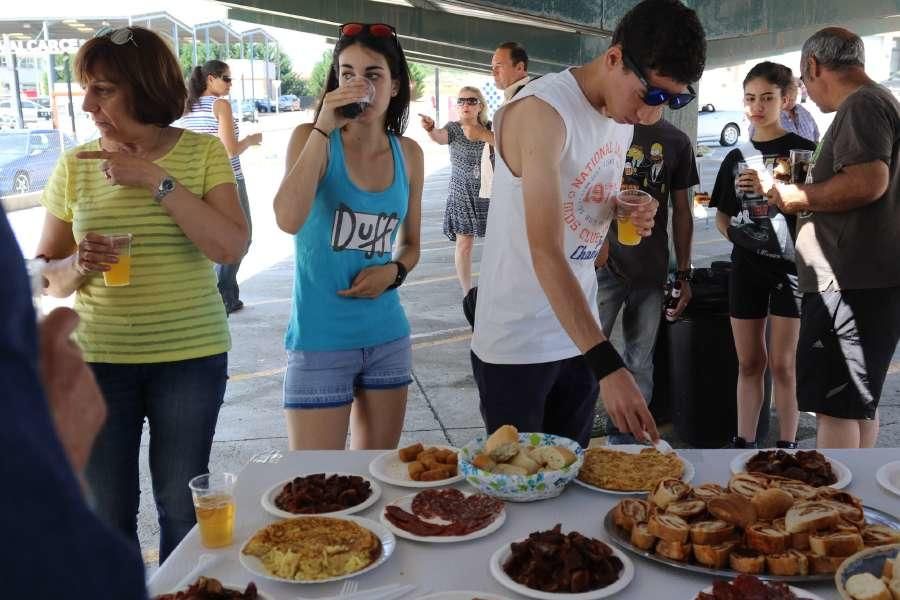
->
[485, 425, 520, 462]
[529, 445, 577, 470]
[507, 449, 541, 475]
[845, 573, 891, 600]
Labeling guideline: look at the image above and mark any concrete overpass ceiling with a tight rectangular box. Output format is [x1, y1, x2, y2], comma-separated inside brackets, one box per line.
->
[219, 0, 900, 73]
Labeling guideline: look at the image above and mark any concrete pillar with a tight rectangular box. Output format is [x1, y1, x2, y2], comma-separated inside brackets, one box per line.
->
[192, 27, 198, 66]
[172, 23, 179, 59]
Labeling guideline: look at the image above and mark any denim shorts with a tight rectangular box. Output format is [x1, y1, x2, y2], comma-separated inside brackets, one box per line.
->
[284, 336, 413, 409]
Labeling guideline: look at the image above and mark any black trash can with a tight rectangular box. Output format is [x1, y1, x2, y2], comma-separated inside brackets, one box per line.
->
[668, 262, 771, 448]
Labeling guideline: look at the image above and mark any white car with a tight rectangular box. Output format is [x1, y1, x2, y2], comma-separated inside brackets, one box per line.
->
[697, 103, 747, 146]
[0, 99, 52, 125]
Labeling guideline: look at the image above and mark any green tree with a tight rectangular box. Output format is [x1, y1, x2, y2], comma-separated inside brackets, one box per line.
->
[408, 62, 431, 101]
[307, 50, 334, 98]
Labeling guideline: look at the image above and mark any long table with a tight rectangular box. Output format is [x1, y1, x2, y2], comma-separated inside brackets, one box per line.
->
[148, 449, 900, 600]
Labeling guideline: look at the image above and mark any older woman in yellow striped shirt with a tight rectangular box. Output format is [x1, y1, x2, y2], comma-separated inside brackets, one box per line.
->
[35, 27, 248, 562]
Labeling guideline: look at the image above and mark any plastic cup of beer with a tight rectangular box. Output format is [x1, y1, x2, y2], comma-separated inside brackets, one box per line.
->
[102, 233, 133, 287]
[615, 189, 652, 246]
[189, 472, 237, 548]
[790, 149, 813, 184]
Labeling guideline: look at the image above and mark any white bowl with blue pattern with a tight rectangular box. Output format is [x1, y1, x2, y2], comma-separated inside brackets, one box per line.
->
[459, 432, 585, 502]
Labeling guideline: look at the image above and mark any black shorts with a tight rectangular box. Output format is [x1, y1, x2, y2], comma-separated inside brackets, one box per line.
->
[797, 286, 900, 420]
[470, 351, 597, 447]
[728, 253, 801, 319]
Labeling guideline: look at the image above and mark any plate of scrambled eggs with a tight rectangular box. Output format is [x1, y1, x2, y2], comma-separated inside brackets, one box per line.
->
[239, 515, 395, 583]
[574, 445, 693, 494]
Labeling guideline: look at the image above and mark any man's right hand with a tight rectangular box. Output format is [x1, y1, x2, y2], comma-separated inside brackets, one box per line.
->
[600, 368, 659, 441]
[38, 308, 106, 473]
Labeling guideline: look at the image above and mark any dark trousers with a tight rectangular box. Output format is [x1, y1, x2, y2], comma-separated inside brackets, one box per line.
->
[85, 353, 227, 562]
[471, 351, 598, 447]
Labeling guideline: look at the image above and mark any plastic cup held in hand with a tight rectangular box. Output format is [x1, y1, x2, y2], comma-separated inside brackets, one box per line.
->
[340, 76, 375, 119]
[615, 189, 652, 246]
[102, 233, 133, 287]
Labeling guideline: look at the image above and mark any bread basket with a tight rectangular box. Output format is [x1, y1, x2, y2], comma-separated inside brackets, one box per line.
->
[835, 542, 900, 600]
[459, 432, 584, 502]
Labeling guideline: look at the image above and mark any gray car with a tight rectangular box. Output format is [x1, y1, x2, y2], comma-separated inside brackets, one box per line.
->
[697, 103, 747, 146]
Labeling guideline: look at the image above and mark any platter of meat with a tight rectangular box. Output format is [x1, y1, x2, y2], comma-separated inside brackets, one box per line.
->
[260, 472, 381, 519]
[153, 577, 271, 599]
[691, 574, 825, 599]
[489, 524, 634, 600]
[730, 450, 850, 489]
[380, 488, 506, 543]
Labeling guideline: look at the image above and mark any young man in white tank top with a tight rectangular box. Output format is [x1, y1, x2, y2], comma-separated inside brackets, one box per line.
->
[470, 0, 707, 446]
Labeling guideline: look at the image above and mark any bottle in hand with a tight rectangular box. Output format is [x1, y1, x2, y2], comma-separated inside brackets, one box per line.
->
[665, 281, 682, 322]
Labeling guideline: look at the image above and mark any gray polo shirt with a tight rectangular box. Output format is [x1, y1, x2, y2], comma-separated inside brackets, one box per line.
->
[795, 83, 900, 292]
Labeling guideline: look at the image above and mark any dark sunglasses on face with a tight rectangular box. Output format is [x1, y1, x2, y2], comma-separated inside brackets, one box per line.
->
[456, 97, 480, 106]
[621, 51, 695, 110]
[94, 26, 138, 47]
[339, 22, 397, 39]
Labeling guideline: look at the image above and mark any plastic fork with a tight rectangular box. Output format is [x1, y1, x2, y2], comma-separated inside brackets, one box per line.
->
[340, 581, 359, 597]
[643, 430, 675, 454]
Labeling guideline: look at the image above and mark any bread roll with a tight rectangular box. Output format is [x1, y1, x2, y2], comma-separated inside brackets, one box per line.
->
[666, 499, 707, 521]
[690, 520, 735, 545]
[485, 425, 520, 462]
[809, 530, 863, 557]
[692, 483, 727, 502]
[766, 549, 809, 576]
[693, 541, 736, 569]
[751, 488, 795, 521]
[508, 449, 541, 475]
[820, 499, 866, 527]
[784, 501, 840, 533]
[650, 477, 690, 509]
[806, 552, 844, 574]
[773, 517, 810, 550]
[769, 479, 819, 501]
[862, 526, 900, 547]
[882, 551, 898, 579]
[729, 547, 765, 574]
[707, 493, 758, 529]
[728, 473, 769, 499]
[471, 453, 496, 472]
[845, 573, 891, 600]
[630, 522, 657, 550]
[746, 522, 789, 554]
[529, 445, 577, 470]
[612, 498, 652, 533]
[648, 513, 690, 544]
[656, 539, 692, 562]
[492, 463, 528, 476]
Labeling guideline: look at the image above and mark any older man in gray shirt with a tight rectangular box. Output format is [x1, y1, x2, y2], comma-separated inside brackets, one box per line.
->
[768, 27, 900, 448]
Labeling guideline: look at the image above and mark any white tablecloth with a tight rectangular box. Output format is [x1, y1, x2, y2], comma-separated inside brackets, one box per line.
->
[148, 449, 900, 600]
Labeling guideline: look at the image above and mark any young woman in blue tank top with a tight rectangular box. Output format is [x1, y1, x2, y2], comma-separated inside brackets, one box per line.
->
[274, 23, 423, 450]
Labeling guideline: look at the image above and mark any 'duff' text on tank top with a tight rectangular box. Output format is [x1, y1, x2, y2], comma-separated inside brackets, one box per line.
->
[331, 203, 400, 258]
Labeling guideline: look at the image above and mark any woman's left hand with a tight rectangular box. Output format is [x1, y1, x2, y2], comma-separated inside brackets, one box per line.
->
[337, 263, 397, 299]
[76, 149, 165, 191]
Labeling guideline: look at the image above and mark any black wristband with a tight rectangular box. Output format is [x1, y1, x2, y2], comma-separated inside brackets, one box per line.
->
[387, 260, 407, 289]
[585, 340, 626, 381]
[311, 126, 330, 139]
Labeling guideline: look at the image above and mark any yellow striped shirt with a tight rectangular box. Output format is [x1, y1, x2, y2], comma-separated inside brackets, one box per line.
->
[41, 129, 236, 364]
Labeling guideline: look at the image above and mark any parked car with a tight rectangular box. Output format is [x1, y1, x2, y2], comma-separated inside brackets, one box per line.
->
[0, 99, 52, 125]
[230, 99, 258, 123]
[0, 129, 76, 195]
[279, 94, 300, 111]
[697, 103, 747, 146]
[253, 98, 276, 113]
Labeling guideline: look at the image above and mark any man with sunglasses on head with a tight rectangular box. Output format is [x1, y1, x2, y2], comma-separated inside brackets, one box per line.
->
[470, 0, 706, 447]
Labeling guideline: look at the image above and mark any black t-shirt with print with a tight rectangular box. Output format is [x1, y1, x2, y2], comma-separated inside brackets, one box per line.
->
[710, 133, 817, 274]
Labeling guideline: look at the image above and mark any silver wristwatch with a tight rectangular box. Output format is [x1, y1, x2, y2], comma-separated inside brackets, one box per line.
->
[154, 176, 176, 202]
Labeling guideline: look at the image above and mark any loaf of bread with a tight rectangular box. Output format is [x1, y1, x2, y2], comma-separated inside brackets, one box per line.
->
[751, 487, 795, 521]
[765, 549, 809, 576]
[845, 573, 891, 600]
[690, 520, 735, 545]
[648, 513, 690, 544]
[708, 493, 758, 529]
[484, 425, 520, 462]
[693, 541, 736, 569]
[784, 501, 840, 533]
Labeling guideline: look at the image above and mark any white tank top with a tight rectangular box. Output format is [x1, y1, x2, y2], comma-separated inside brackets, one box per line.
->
[471, 69, 634, 364]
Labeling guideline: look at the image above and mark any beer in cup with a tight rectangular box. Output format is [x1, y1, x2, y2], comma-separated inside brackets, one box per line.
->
[615, 189, 652, 246]
[189, 472, 237, 548]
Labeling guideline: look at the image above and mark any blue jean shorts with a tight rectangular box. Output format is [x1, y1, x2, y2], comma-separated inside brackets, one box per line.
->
[284, 336, 413, 409]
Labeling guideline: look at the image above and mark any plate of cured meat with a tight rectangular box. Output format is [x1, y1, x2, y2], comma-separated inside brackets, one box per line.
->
[380, 488, 506, 543]
[689, 574, 825, 599]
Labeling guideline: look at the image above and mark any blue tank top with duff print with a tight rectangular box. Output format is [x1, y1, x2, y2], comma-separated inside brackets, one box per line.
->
[284, 129, 410, 351]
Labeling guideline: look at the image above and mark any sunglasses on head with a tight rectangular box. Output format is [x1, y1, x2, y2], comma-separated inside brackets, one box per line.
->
[456, 97, 480, 106]
[339, 23, 396, 39]
[622, 51, 695, 110]
[94, 26, 138, 47]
